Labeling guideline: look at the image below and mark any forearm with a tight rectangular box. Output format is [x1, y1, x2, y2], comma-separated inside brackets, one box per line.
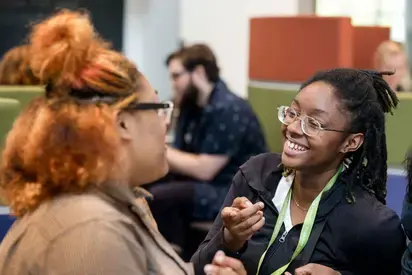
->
[167, 147, 226, 181]
[167, 147, 205, 180]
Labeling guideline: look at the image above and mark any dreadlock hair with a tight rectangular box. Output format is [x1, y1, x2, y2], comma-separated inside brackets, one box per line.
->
[300, 68, 398, 205]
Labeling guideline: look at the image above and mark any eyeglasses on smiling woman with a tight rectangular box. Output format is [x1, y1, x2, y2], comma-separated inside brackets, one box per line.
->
[277, 106, 350, 137]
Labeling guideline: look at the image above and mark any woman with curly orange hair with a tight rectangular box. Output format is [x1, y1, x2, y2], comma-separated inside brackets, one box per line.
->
[0, 10, 245, 275]
[0, 44, 40, 85]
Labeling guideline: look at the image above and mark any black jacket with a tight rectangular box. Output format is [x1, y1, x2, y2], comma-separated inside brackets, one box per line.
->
[191, 153, 406, 275]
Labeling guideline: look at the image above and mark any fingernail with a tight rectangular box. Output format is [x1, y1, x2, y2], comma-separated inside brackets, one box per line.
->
[245, 201, 253, 207]
[215, 250, 225, 263]
[258, 202, 264, 208]
[204, 264, 213, 274]
[215, 255, 224, 263]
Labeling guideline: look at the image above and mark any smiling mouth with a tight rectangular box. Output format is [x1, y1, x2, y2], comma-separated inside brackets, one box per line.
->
[286, 140, 309, 152]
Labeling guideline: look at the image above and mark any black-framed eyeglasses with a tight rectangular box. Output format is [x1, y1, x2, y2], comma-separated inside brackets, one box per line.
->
[277, 106, 351, 137]
[126, 101, 174, 124]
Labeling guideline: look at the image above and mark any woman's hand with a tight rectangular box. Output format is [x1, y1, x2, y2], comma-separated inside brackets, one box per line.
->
[204, 251, 247, 275]
[285, 264, 341, 275]
[221, 197, 265, 251]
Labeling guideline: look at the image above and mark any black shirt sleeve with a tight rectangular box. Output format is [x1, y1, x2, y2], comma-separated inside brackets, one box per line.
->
[190, 170, 249, 274]
[346, 207, 405, 275]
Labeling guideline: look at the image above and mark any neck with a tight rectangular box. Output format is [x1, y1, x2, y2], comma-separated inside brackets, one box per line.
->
[197, 82, 214, 107]
[293, 165, 340, 207]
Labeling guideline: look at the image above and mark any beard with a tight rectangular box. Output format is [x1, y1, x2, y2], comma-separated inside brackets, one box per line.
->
[179, 81, 201, 115]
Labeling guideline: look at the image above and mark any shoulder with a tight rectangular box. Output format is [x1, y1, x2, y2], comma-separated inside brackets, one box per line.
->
[240, 153, 282, 173]
[219, 98, 254, 115]
[2, 193, 140, 271]
[211, 84, 255, 117]
[336, 192, 405, 252]
[40, 209, 147, 275]
[31, 193, 135, 242]
[334, 194, 405, 272]
[233, 153, 283, 190]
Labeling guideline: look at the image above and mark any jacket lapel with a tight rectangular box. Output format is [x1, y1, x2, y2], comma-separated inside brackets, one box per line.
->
[129, 188, 191, 275]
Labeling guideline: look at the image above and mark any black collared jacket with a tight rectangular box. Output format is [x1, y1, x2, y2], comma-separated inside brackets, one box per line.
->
[191, 153, 405, 275]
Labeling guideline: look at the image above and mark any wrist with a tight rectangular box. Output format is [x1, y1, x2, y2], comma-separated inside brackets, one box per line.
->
[222, 227, 245, 252]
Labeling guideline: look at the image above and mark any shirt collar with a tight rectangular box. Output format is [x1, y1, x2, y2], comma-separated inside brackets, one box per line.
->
[95, 182, 153, 207]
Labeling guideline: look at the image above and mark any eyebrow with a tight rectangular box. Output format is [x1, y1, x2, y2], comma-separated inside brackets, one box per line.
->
[293, 99, 328, 115]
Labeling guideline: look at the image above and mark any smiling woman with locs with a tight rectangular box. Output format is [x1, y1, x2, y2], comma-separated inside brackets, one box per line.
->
[192, 68, 405, 275]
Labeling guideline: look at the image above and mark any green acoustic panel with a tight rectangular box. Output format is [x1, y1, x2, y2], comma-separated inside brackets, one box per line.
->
[0, 85, 44, 108]
[248, 86, 412, 166]
[0, 97, 22, 205]
[248, 87, 297, 153]
[0, 97, 21, 150]
[385, 93, 412, 165]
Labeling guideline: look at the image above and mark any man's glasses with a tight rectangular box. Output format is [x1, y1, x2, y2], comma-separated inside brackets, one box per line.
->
[126, 101, 174, 124]
[277, 106, 349, 137]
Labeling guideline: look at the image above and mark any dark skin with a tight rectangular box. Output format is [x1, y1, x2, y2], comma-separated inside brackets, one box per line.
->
[222, 81, 364, 273]
[283, 82, 364, 225]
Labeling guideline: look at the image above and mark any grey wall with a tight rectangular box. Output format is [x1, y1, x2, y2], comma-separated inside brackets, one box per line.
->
[123, 0, 181, 100]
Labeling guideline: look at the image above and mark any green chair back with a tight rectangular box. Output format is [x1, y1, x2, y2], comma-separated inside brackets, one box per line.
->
[385, 93, 412, 165]
[0, 97, 21, 150]
[249, 87, 297, 153]
[0, 85, 44, 108]
[0, 98, 22, 205]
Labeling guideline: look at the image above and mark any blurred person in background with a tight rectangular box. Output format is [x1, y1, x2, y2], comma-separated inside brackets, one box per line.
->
[374, 40, 411, 92]
[192, 68, 405, 275]
[0, 10, 245, 275]
[0, 44, 40, 85]
[148, 44, 267, 251]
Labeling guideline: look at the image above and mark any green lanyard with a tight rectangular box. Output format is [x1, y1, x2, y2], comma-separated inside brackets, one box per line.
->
[256, 165, 343, 275]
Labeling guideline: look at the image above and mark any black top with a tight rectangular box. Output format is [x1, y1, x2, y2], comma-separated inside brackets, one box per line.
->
[401, 196, 412, 274]
[191, 153, 406, 275]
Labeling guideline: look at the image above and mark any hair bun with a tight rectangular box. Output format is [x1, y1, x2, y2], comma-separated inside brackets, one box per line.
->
[29, 9, 98, 87]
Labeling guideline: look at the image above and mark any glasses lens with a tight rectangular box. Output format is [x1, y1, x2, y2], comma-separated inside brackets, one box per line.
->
[302, 117, 321, 136]
[278, 106, 297, 125]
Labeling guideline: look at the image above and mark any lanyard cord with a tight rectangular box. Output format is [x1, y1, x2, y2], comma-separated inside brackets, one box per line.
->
[255, 165, 343, 275]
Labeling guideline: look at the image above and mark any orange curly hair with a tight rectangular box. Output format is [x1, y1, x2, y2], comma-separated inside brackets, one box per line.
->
[0, 45, 40, 85]
[1, 10, 143, 216]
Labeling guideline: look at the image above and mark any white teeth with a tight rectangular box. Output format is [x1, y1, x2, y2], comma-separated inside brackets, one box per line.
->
[287, 140, 308, 151]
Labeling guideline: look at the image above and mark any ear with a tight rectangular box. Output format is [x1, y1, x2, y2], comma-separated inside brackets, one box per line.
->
[191, 65, 207, 83]
[114, 110, 133, 141]
[340, 133, 364, 154]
